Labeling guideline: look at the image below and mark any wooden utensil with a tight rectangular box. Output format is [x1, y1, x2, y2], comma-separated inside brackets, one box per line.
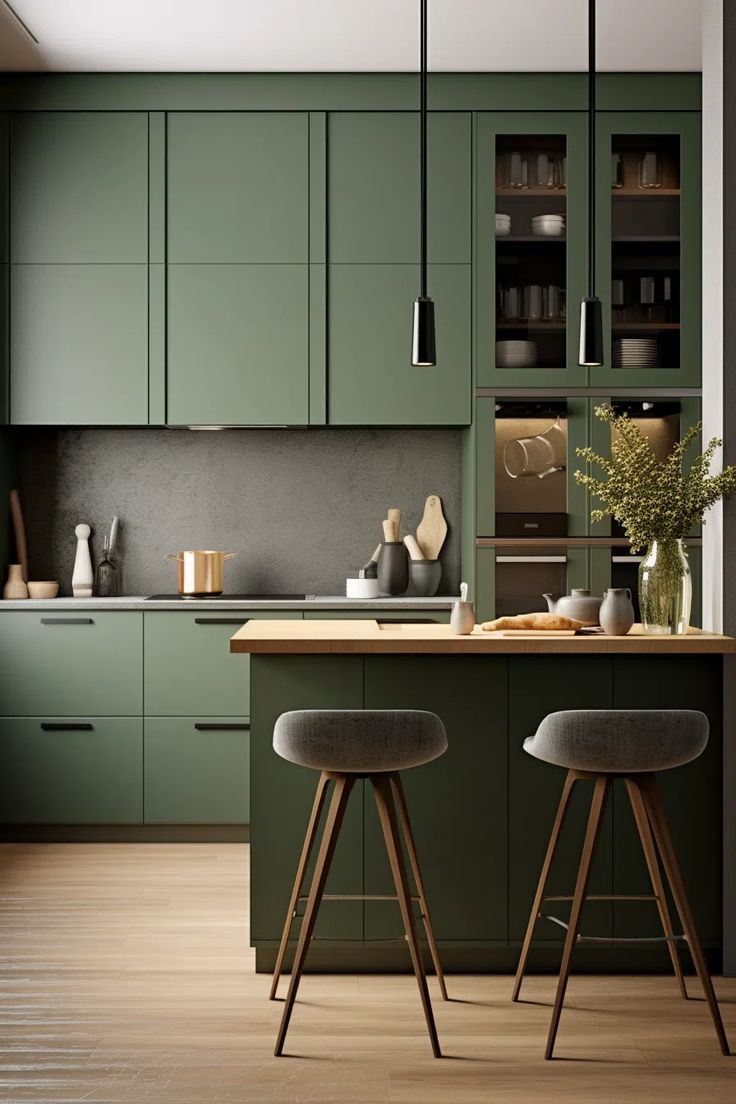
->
[416, 495, 447, 560]
[403, 534, 424, 560]
[382, 518, 397, 542]
[9, 489, 29, 583]
[388, 508, 401, 540]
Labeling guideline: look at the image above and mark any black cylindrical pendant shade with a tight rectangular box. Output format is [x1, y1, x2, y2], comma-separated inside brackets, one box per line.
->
[412, 296, 436, 366]
[578, 296, 604, 366]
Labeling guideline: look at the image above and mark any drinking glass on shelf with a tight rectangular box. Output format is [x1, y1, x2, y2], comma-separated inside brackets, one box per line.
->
[509, 151, 529, 189]
[639, 151, 662, 189]
[524, 285, 543, 321]
[536, 152, 551, 188]
[544, 285, 561, 320]
[612, 153, 624, 189]
[504, 419, 567, 480]
[640, 275, 656, 323]
[612, 278, 626, 323]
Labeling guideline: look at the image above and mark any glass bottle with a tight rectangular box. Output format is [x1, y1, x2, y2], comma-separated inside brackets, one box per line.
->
[638, 539, 692, 635]
[95, 536, 120, 598]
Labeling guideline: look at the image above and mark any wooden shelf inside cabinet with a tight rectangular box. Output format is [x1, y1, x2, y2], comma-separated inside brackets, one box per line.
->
[476, 536, 702, 548]
[497, 322, 566, 331]
[612, 236, 679, 243]
[612, 188, 681, 197]
[496, 188, 567, 196]
[496, 236, 566, 243]
[612, 323, 681, 331]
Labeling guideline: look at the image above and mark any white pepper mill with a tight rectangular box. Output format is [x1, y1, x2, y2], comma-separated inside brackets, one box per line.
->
[72, 523, 94, 597]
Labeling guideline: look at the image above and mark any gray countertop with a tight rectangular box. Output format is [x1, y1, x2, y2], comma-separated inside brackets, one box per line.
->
[0, 595, 455, 612]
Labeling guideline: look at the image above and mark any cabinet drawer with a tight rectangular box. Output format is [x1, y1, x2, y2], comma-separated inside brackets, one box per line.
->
[0, 718, 143, 824]
[304, 611, 450, 623]
[144, 717, 249, 824]
[0, 612, 143, 716]
[144, 611, 301, 716]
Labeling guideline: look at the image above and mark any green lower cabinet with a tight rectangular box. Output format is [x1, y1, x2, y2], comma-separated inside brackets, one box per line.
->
[144, 718, 249, 824]
[249, 655, 365, 943]
[0, 717, 142, 824]
[327, 264, 471, 426]
[611, 656, 722, 948]
[10, 264, 148, 425]
[143, 610, 301, 716]
[0, 611, 143, 716]
[508, 656, 615, 943]
[363, 655, 508, 942]
[166, 264, 309, 425]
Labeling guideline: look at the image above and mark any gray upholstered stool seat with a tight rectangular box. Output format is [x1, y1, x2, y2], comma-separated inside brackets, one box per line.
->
[273, 709, 448, 773]
[523, 709, 709, 774]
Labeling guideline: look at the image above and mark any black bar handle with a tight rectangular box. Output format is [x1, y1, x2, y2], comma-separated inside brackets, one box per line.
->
[194, 618, 250, 626]
[376, 617, 438, 625]
[41, 722, 94, 731]
[41, 617, 94, 625]
[194, 722, 250, 732]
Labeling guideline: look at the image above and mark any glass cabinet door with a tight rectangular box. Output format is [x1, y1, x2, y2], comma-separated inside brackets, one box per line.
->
[476, 113, 587, 387]
[593, 112, 700, 387]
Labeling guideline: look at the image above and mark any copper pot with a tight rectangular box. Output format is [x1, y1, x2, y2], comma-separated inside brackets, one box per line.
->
[166, 550, 235, 597]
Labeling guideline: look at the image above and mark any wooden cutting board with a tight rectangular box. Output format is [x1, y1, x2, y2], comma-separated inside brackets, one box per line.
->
[416, 495, 447, 560]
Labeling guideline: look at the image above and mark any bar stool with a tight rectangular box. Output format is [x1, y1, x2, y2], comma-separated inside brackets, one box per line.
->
[513, 709, 730, 1060]
[270, 709, 448, 1058]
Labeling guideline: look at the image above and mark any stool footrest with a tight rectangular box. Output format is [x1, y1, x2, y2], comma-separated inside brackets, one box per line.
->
[298, 894, 421, 902]
[543, 894, 659, 902]
[542, 913, 685, 944]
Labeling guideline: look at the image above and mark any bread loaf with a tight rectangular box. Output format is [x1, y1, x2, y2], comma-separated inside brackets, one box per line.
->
[481, 612, 583, 632]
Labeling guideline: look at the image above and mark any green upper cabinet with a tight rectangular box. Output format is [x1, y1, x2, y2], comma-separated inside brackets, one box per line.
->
[8, 112, 149, 425]
[592, 111, 701, 388]
[325, 111, 472, 426]
[11, 112, 148, 263]
[476, 112, 588, 388]
[165, 112, 310, 425]
[166, 112, 308, 263]
[328, 112, 471, 264]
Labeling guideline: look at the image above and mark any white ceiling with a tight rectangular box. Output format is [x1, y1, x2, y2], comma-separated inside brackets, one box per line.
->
[0, 0, 704, 73]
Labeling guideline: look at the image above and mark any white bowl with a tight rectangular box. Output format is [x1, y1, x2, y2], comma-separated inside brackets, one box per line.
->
[27, 581, 60, 599]
[346, 577, 379, 599]
[495, 214, 511, 236]
[532, 222, 565, 237]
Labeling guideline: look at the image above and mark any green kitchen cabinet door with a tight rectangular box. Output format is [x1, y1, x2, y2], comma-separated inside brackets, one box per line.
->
[611, 656, 722, 948]
[328, 112, 471, 264]
[0, 718, 143, 824]
[327, 263, 471, 425]
[363, 655, 508, 942]
[0, 612, 143, 717]
[144, 718, 249, 823]
[167, 112, 308, 263]
[592, 112, 701, 388]
[249, 655, 364, 943]
[476, 112, 588, 388]
[144, 611, 302, 716]
[10, 264, 148, 425]
[508, 656, 614, 944]
[166, 264, 309, 425]
[10, 112, 148, 263]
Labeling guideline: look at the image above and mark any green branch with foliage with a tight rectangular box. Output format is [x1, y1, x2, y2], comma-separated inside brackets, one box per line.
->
[574, 404, 736, 553]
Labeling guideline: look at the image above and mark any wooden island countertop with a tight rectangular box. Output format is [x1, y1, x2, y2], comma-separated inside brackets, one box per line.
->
[230, 619, 736, 655]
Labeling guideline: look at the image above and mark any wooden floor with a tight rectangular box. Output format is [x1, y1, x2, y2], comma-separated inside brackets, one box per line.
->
[0, 845, 734, 1103]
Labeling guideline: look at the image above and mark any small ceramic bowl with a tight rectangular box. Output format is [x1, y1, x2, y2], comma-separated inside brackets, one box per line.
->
[27, 581, 60, 599]
[495, 213, 511, 236]
[409, 559, 442, 597]
[346, 577, 379, 599]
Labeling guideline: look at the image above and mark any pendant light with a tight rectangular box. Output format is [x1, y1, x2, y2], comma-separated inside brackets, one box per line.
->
[411, 0, 436, 366]
[579, 0, 604, 366]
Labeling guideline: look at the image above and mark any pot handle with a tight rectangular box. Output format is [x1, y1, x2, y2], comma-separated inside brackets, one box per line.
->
[626, 588, 632, 601]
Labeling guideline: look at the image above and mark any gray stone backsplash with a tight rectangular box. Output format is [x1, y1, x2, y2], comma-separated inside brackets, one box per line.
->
[13, 428, 461, 597]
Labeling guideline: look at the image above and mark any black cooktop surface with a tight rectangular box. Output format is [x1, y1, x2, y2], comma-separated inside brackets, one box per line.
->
[145, 594, 308, 601]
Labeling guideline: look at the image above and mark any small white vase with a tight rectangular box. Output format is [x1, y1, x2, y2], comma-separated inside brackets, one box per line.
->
[3, 564, 29, 599]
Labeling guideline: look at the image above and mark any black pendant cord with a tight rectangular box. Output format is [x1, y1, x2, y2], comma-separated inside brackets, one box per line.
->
[587, 0, 596, 299]
[419, 0, 428, 298]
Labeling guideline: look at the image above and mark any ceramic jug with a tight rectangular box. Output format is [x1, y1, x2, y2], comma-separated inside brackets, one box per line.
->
[599, 587, 635, 636]
[542, 587, 602, 626]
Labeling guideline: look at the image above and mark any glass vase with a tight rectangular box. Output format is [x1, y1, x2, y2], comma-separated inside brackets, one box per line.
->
[638, 539, 692, 635]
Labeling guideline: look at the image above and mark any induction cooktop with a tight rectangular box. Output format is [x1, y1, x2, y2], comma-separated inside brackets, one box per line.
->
[145, 594, 310, 601]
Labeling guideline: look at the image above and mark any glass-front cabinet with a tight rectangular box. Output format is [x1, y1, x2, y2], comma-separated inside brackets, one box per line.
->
[476, 113, 587, 387]
[593, 112, 700, 387]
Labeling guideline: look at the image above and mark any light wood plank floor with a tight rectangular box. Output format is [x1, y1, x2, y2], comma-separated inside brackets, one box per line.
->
[0, 843, 734, 1103]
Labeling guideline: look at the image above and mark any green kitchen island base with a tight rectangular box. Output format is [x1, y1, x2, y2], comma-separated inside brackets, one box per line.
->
[239, 624, 733, 974]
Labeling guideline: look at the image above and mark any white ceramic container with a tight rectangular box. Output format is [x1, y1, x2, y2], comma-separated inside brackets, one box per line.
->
[346, 577, 379, 599]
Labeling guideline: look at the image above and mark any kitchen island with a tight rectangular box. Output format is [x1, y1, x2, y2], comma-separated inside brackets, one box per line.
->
[231, 620, 736, 974]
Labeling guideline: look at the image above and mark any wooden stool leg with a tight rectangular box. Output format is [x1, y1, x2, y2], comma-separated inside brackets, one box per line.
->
[372, 774, 442, 1058]
[545, 774, 610, 1060]
[270, 771, 331, 1000]
[625, 777, 687, 999]
[274, 774, 354, 1057]
[513, 769, 577, 1002]
[390, 772, 448, 1001]
[639, 775, 730, 1056]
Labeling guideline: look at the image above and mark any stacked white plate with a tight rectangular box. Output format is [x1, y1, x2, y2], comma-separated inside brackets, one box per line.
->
[496, 339, 538, 368]
[532, 213, 565, 237]
[612, 337, 658, 369]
